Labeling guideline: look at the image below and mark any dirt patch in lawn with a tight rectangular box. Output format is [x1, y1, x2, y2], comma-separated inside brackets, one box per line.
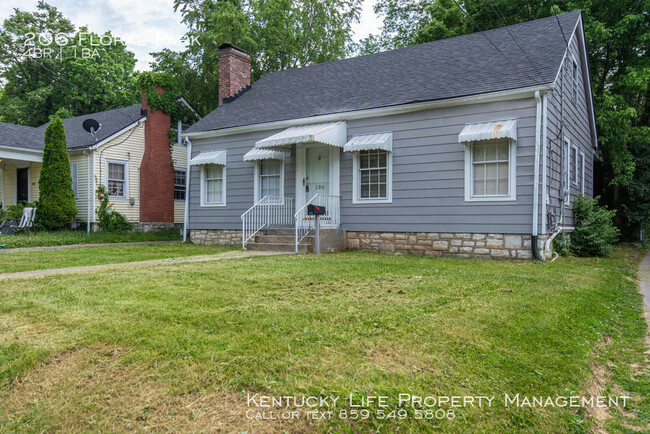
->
[583, 334, 614, 433]
[1, 345, 317, 432]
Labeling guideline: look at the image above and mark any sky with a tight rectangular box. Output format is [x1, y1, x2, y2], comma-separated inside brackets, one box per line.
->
[0, 0, 382, 71]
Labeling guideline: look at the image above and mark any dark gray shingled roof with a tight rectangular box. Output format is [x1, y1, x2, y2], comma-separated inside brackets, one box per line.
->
[187, 10, 581, 133]
[0, 104, 144, 152]
[0, 122, 45, 151]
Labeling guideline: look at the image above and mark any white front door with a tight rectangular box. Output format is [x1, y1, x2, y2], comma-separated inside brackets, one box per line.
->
[305, 146, 330, 202]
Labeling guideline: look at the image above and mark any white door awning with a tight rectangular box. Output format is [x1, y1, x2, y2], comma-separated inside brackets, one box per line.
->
[189, 150, 226, 166]
[255, 122, 347, 149]
[243, 148, 290, 162]
[343, 132, 393, 153]
[458, 119, 517, 142]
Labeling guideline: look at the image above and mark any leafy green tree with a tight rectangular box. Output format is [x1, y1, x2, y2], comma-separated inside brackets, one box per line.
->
[38, 117, 77, 229]
[151, 0, 361, 114]
[365, 0, 650, 239]
[0, 1, 138, 126]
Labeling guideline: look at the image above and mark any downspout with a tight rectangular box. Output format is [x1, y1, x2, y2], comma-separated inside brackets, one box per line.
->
[183, 137, 192, 242]
[1, 163, 4, 210]
[541, 93, 549, 236]
[532, 91, 545, 262]
[85, 151, 90, 233]
[91, 149, 96, 226]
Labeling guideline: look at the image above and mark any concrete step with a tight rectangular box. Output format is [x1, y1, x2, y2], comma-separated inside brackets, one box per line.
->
[246, 242, 312, 253]
[262, 228, 295, 236]
[255, 234, 314, 244]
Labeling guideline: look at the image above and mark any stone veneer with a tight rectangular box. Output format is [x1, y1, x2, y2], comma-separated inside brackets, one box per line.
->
[346, 231, 550, 260]
[190, 229, 242, 246]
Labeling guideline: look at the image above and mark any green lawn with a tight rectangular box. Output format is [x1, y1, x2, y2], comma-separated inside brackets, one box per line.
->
[0, 243, 236, 274]
[0, 228, 181, 249]
[0, 248, 647, 432]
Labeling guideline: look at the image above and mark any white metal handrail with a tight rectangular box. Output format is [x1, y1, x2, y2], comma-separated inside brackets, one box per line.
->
[241, 196, 294, 248]
[294, 194, 340, 252]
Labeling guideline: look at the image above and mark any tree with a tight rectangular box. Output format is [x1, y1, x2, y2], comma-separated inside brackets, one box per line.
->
[0, 1, 138, 126]
[151, 0, 361, 114]
[38, 117, 77, 229]
[365, 0, 650, 239]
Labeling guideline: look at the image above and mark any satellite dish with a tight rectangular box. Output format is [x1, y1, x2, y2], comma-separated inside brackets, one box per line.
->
[82, 118, 101, 141]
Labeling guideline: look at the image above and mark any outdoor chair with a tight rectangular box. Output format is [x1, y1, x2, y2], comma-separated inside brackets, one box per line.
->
[10, 207, 36, 232]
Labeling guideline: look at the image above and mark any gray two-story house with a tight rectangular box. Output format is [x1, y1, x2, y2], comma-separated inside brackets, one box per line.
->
[182, 10, 597, 260]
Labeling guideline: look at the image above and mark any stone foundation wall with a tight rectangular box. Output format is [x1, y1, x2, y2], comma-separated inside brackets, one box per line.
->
[133, 222, 180, 233]
[190, 229, 242, 246]
[347, 231, 550, 260]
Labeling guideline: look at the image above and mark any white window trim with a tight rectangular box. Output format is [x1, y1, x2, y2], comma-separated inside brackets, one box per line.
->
[564, 137, 571, 207]
[580, 151, 586, 195]
[70, 162, 79, 199]
[174, 167, 186, 202]
[352, 150, 393, 204]
[572, 144, 579, 185]
[464, 139, 517, 202]
[200, 163, 227, 207]
[253, 159, 285, 202]
[105, 159, 129, 199]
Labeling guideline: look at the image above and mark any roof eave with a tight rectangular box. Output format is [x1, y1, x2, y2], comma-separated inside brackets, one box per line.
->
[182, 84, 553, 140]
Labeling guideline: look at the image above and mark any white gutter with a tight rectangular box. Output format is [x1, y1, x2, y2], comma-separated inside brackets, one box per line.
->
[182, 84, 552, 140]
[541, 93, 549, 235]
[533, 91, 542, 239]
[183, 138, 192, 242]
[86, 118, 145, 151]
[85, 151, 91, 233]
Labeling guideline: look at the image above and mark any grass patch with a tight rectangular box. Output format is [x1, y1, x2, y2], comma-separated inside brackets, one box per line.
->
[0, 228, 181, 249]
[0, 247, 646, 432]
[0, 243, 236, 274]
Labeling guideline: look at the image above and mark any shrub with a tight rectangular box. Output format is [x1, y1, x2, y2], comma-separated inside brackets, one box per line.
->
[96, 185, 133, 232]
[571, 196, 620, 257]
[553, 232, 571, 256]
[38, 117, 77, 229]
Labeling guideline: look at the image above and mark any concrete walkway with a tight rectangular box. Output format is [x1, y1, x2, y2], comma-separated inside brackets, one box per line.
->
[640, 251, 650, 329]
[0, 240, 179, 254]
[0, 250, 288, 281]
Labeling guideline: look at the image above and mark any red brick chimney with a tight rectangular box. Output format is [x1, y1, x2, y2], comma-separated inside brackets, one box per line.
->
[218, 44, 251, 105]
[140, 87, 174, 223]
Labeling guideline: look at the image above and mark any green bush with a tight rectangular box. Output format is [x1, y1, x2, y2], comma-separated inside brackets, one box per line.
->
[96, 185, 133, 232]
[553, 232, 571, 256]
[37, 117, 77, 229]
[571, 196, 620, 257]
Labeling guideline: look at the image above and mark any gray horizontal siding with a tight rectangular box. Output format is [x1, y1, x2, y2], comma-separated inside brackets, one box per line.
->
[188, 97, 541, 234]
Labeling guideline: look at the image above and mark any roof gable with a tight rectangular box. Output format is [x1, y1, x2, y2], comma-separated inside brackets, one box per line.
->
[188, 11, 582, 133]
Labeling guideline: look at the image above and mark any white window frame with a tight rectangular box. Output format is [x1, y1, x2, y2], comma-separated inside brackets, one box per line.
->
[200, 163, 226, 207]
[174, 167, 186, 202]
[352, 150, 393, 204]
[70, 162, 79, 199]
[105, 159, 128, 199]
[464, 139, 517, 202]
[564, 137, 571, 207]
[572, 144, 579, 185]
[571, 56, 579, 103]
[580, 151, 586, 195]
[254, 159, 285, 202]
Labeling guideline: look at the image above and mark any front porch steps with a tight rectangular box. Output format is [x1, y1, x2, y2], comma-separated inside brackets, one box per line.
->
[245, 228, 314, 253]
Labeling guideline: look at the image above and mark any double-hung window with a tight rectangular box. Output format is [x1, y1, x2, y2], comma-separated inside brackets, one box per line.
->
[258, 160, 283, 199]
[174, 169, 186, 200]
[107, 160, 127, 198]
[571, 145, 578, 185]
[465, 139, 516, 201]
[201, 164, 226, 206]
[571, 58, 579, 102]
[353, 149, 392, 203]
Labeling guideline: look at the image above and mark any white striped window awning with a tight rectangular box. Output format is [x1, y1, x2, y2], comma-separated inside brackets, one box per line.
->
[243, 148, 290, 162]
[343, 132, 393, 153]
[255, 122, 347, 149]
[458, 119, 517, 143]
[189, 150, 226, 166]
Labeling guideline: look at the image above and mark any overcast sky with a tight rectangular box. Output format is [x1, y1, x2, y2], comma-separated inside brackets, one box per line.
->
[0, 0, 382, 71]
